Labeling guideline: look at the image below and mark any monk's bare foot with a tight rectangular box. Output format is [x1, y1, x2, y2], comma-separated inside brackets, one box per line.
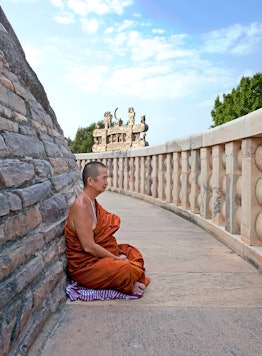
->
[132, 281, 145, 295]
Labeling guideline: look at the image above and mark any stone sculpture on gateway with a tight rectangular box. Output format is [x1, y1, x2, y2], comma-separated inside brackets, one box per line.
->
[92, 107, 149, 152]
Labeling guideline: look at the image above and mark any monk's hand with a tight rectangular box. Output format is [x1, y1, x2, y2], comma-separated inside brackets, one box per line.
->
[118, 253, 127, 260]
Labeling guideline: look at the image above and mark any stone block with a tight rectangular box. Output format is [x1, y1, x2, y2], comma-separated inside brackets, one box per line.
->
[4, 206, 42, 243]
[6, 192, 22, 212]
[13, 81, 29, 100]
[0, 134, 8, 157]
[2, 131, 45, 159]
[0, 233, 45, 280]
[49, 157, 69, 174]
[0, 299, 21, 356]
[15, 181, 52, 207]
[41, 195, 68, 223]
[50, 276, 67, 312]
[0, 83, 26, 115]
[13, 111, 27, 124]
[15, 255, 45, 296]
[40, 218, 65, 243]
[50, 172, 76, 192]
[10, 304, 51, 356]
[0, 103, 12, 119]
[33, 159, 52, 180]
[0, 115, 18, 132]
[42, 241, 59, 265]
[32, 261, 64, 309]
[44, 141, 62, 158]
[0, 159, 34, 188]
[0, 191, 9, 216]
[18, 123, 37, 137]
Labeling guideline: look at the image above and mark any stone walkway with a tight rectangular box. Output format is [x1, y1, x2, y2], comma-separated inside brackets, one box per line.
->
[29, 191, 262, 356]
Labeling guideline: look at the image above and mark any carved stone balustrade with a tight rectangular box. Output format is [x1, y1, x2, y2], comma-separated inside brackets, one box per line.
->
[75, 108, 262, 269]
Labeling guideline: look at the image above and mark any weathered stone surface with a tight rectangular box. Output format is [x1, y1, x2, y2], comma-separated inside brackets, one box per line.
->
[0, 159, 35, 188]
[50, 171, 79, 192]
[0, 191, 9, 216]
[32, 262, 64, 303]
[0, 299, 21, 356]
[0, 82, 26, 115]
[2, 131, 45, 159]
[40, 218, 65, 243]
[0, 233, 44, 280]
[14, 181, 52, 207]
[0, 114, 18, 132]
[48, 157, 69, 173]
[0, 134, 8, 157]
[33, 159, 52, 180]
[4, 206, 42, 243]
[6, 191, 22, 211]
[44, 141, 63, 158]
[40, 195, 68, 223]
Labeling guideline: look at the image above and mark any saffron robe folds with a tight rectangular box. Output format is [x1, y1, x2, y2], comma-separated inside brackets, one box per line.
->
[64, 200, 150, 295]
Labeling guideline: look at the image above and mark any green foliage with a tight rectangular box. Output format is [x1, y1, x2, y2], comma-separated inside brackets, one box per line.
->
[211, 72, 262, 127]
[68, 120, 104, 153]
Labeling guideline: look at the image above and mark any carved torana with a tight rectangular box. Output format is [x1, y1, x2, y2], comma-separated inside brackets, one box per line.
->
[92, 107, 149, 152]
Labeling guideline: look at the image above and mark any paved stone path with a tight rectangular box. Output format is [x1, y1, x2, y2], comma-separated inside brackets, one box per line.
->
[30, 191, 262, 356]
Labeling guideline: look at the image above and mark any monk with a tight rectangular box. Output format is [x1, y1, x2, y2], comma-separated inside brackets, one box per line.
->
[64, 161, 150, 296]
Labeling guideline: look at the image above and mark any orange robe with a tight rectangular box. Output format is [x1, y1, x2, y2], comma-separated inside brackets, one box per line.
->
[64, 200, 150, 295]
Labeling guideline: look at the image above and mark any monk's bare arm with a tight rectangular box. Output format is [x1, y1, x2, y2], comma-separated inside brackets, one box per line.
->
[71, 198, 126, 260]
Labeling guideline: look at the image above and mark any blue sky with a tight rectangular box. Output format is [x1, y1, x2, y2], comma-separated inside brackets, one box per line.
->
[1, 0, 262, 146]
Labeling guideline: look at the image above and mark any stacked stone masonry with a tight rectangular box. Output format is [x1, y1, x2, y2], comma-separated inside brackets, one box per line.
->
[76, 108, 262, 270]
[0, 8, 82, 356]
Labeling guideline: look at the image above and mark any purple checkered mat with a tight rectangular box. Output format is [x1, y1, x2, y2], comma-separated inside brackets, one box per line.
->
[66, 280, 143, 301]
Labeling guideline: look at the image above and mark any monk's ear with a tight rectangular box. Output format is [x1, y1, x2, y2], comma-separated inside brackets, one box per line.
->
[87, 177, 93, 186]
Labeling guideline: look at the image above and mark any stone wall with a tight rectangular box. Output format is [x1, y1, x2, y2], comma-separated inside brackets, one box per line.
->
[0, 7, 82, 356]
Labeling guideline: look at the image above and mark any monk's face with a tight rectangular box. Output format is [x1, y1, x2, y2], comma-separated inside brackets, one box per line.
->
[93, 167, 108, 193]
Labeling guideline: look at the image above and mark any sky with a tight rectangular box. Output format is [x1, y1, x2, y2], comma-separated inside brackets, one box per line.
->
[1, 0, 262, 146]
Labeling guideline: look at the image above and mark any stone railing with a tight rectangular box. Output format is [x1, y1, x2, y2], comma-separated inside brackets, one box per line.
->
[75, 108, 262, 270]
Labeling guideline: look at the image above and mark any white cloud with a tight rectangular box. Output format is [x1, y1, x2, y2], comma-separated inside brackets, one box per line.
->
[67, 0, 133, 16]
[7, 0, 36, 2]
[202, 22, 262, 55]
[54, 12, 75, 24]
[50, 0, 64, 8]
[152, 29, 166, 34]
[80, 18, 100, 33]
[65, 64, 109, 92]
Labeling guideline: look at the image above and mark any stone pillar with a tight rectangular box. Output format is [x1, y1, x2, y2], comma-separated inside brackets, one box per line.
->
[145, 156, 152, 196]
[118, 157, 124, 190]
[190, 149, 200, 213]
[113, 158, 118, 188]
[212, 145, 225, 226]
[241, 138, 262, 245]
[181, 151, 190, 209]
[134, 156, 140, 193]
[151, 155, 158, 198]
[107, 158, 113, 188]
[225, 142, 241, 234]
[158, 154, 165, 201]
[172, 152, 181, 205]
[124, 157, 129, 191]
[165, 153, 172, 202]
[140, 156, 145, 195]
[200, 147, 212, 219]
[129, 157, 135, 192]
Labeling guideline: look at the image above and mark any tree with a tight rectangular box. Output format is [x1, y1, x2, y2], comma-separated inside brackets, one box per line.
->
[69, 120, 104, 153]
[211, 72, 262, 127]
